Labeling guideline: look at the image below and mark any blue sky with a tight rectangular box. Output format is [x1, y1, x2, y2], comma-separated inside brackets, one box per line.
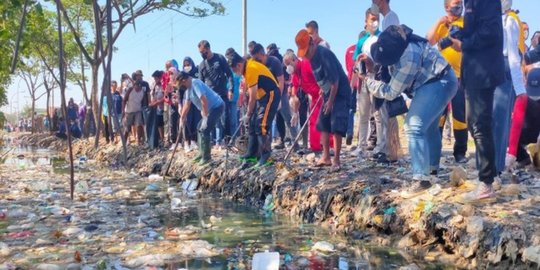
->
[4, 0, 539, 113]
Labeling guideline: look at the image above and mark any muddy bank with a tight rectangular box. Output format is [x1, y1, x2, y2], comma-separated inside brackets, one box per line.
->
[16, 133, 540, 269]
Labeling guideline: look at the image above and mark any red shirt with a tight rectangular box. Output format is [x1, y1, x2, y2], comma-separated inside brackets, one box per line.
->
[345, 44, 356, 81]
[291, 59, 320, 96]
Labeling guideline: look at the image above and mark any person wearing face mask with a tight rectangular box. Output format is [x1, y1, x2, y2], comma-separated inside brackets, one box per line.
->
[427, 0, 468, 165]
[227, 49, 281, 168]
[176, 71, 225, 164]
[505, 68, 540, 170]
[501, 0, 529, 171]
[181, 57, 202, 152]
[370, 0, 403, 164]
[350, 8, 381, 159]
[198, 40, 234, 146]
[284, 50, 311, 151]
[364, 25, 458, 197]
[487, 0, 525, 174]
[448, 0, 505, 202]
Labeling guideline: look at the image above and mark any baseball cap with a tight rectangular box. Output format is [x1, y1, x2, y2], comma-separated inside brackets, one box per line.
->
[371, 25, 408, 66]
[295, 29, 311, 58]
[267, 43, 279, 51]
[527, 68, 540, 100]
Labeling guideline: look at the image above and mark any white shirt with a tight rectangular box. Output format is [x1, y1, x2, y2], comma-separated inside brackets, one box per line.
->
[362, 35, 379, 60]
[503, 14, 526, 95]
[382, 10, 400, 30]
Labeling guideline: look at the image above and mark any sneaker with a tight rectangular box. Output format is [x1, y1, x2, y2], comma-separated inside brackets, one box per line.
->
[351, 148, 363, 157]
[274, 142, 285, 150]
[169, 144, 177, 151]
[401, 179, 433, 199]
[184, 144, 191, 152]
[458, 182, 495, 203]
[375, 153, 390, 164]
[346, 135, 353, 146]
[455, 154, 468, 164]
[372, 152, 384, 160]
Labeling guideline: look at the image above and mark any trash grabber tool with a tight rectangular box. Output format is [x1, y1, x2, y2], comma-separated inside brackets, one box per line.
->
[283, 95, 322, 164]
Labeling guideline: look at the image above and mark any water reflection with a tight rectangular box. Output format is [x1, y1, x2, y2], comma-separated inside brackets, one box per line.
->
[163, 198, 449, 270]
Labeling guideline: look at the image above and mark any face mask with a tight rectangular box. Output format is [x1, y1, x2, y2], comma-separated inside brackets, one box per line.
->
[201, 52, 209, 60]
[371, 21, 379, 30]
[501, 0, 512, 13]
[286, 65, 295, 75]
[184, 66, 192, 73]
[370, 3, 380, 16]
[449, 5, 463, 17]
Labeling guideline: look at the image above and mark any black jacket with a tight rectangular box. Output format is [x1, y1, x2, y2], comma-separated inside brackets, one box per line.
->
[525, 44, 540, 65]
[461, 0, 505, 90]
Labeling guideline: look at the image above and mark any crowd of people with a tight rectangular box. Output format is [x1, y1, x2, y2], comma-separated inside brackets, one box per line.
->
[84, 0, 540, 203]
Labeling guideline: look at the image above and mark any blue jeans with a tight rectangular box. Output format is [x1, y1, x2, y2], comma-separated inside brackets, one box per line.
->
[228, 101, 239, 137]
[492, 79, 515, 174]
[200, 104, 225, 139]
[405, 70, 458, 176]
[347, 89, 357, 137]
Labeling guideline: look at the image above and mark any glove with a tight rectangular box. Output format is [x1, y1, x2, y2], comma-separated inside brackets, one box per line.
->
[505, 154, 516, 171]
[291, 112, 299, 127]
[199, 116, 208, 132]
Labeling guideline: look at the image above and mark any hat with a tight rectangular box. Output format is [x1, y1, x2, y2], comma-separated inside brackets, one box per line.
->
[135, 70, 143, 76]
[151, 70, 163, 78]
[370, 25, 408, 66]
[267, 43, 279, 51]
[295, 29, 311, 58]
[527, 68, 540, 100]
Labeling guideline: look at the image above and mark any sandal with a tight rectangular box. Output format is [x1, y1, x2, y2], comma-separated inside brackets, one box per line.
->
[330, 164, 341, 173]
[313, 161, 332, 168]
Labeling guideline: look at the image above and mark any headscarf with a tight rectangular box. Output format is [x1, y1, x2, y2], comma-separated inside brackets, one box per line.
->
[183, 57, 199, 78]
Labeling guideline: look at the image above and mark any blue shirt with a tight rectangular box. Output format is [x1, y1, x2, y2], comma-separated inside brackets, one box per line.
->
[231, 73, 242, 103]
[187, 79, 224, 111]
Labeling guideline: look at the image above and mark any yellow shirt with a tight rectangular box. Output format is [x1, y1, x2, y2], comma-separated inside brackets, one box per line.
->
[244, 59, 278, 100]
[434, 17, 464, 78]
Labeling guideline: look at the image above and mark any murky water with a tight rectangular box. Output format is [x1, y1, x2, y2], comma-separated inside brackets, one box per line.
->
[1, 145, 452, 269]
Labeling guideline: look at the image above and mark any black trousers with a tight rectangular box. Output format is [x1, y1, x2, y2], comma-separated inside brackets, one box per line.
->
[465, 86, 496, 185]
[440, 83, 468, 158]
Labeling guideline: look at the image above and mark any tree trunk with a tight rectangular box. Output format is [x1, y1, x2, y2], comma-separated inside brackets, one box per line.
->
[31, 98, 35, 134]
[46, 87, 51, 132]
[91, 64, 100, 134]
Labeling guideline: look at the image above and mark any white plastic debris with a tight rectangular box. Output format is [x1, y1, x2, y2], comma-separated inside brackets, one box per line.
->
[312, 241, 335, 253]
[252, 251, 280, 270]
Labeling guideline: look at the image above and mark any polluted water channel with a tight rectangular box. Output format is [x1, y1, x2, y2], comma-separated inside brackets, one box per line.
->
[0, 147, 451, 269]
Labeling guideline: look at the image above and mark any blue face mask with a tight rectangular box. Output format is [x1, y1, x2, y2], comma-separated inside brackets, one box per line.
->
[449, 5, 463, 17]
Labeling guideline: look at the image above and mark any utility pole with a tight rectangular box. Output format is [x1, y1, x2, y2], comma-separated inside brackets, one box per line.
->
[242, 0, 247, 55]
